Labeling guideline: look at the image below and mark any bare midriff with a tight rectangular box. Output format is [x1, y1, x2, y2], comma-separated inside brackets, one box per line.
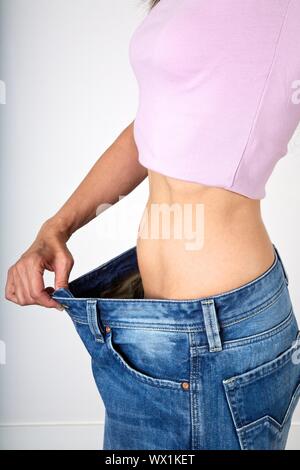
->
[136, 169, 275, 300]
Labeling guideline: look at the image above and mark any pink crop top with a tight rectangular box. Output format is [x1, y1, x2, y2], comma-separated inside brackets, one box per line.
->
[129, 0, 300, 199]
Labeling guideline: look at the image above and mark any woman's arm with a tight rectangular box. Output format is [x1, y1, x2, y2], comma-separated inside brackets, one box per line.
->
[48, 120, 147, 237]
[5, 121, 147, 309]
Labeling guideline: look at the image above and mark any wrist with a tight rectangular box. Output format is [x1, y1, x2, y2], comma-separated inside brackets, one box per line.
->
[38, 216, 75, 242]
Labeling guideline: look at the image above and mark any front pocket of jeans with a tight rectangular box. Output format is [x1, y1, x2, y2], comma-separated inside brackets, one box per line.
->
[105, 327, 189, 390]
[223, 331, 300, 450]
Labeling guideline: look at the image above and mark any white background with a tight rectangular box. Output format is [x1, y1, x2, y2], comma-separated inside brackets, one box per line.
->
[0, 0, 300, 450]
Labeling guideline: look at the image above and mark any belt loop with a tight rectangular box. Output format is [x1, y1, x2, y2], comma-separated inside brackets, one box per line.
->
[201, 299, 222, 352]
[273, 243, 289, 286]
[86, 300, 105, 343]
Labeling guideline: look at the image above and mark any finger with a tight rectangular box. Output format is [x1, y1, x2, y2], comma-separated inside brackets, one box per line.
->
[15, 263, 37, 305]
[6, 292, 20, 304]
[45, 286, 64, 309]
[5, 268, 17, 302]
[54, 258, 72, 290]
[12, 268, 32, 306]
[29, 266, 64, 310]
[35, 290, 65, 311]
[5, 278, 19, 304]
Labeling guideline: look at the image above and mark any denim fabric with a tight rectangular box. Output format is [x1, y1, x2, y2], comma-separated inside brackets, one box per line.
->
[52, 244, 300, 450]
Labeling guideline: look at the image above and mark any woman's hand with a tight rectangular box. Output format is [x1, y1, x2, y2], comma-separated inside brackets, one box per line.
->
[4, 121, 147, 311]
[5, 220, 74, 310]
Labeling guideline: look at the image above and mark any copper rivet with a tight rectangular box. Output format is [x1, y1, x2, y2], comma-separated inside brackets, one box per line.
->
[181, 382, 190, 390]
[105, 325, 111, 333]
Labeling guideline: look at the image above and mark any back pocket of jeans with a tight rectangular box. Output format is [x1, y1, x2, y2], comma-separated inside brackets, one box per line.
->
[105, 326, 190, 389]
[223, 331, 300, 450]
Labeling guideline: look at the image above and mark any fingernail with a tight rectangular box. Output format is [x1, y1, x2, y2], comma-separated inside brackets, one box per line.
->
[56, 305, 65, 311]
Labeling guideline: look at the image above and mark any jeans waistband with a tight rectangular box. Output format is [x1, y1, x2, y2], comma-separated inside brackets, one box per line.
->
[52, 243, 289, 334]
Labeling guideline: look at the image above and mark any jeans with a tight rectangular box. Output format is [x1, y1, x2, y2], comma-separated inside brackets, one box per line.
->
[52, 244, 300, 450]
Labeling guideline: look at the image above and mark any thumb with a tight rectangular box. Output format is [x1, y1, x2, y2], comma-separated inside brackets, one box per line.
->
[54, 259, 72, 290]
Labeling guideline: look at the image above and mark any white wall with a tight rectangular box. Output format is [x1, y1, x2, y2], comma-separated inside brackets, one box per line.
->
[0, 0, 299, 450]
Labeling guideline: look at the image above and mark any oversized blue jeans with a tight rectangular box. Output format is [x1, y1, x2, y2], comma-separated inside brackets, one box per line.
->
[52, 244, 300, 450]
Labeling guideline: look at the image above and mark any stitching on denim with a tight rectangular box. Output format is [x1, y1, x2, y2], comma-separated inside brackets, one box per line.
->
[192, 308, 295, 354]
[221, 281, 286, 328]
[222, 308, 295, 351]
[207, 305, 214, 349]
[55, 279, 286, 337]
[53, 280, 286, 331]
[70, 302, 294, 354]
[190, 344, 207, 355]
[106, 331, 184, 390]
[223, 384, 244, 449]
[236, 384, 300, 434]
[189, 332, 195, 450]
[206, 310, 218, 351]
[189, 332, 200, 450]
[194, 344, 201, 449]
[210, 302, 222, 350]
[108, 342, 183, 389]
[239, 432, 249, 450]
[100, 322, 204, 332]
[71, 318, 88, 325]
[86, 300, 104, 342]
[228, 332, 300, 388]
[240, 417, 276, 434]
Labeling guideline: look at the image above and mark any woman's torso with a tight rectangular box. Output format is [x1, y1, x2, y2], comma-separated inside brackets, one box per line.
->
[136, 171, 275, 300]
[131, 1, 300, 300]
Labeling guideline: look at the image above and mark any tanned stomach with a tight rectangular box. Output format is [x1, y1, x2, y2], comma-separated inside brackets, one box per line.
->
[136, 169, 275, 300]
